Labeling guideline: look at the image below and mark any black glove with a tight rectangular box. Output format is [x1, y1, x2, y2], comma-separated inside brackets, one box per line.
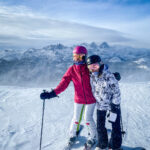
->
[108, 103, 120, 123]
[40, 90, 57, 100]
[113, 72, 121, 81]
[111, 103, 120, 113]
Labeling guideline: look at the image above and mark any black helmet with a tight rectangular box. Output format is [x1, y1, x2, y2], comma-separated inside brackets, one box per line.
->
[86, 55, 101, 65]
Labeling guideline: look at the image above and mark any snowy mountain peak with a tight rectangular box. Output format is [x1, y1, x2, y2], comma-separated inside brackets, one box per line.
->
[99, 42, 110, 49]
[90, 42, 98, 49]
[109, 57, 122, 63]
[43, 43, 66, 50]
[134, 58, 146, 64]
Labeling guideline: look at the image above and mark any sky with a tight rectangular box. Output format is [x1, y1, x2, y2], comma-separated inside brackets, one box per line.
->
[0, 0, 150, 49]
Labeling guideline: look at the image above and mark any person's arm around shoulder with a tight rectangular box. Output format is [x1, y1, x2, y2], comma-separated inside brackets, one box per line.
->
[107, 72, 121, 123]
[108, 72, 121, 105]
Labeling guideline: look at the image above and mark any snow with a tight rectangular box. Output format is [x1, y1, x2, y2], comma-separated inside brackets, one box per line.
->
[137, 65, 149, 71]
[134, 58, 146, 65]
[109, 57, 122, 63]
[0, 82, 150, 150]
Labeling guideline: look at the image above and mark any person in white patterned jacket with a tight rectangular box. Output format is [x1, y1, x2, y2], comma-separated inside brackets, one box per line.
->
[86, 55, 122, 150]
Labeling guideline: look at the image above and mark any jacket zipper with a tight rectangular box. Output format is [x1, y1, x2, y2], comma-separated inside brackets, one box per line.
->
[80, 66, 87, 104]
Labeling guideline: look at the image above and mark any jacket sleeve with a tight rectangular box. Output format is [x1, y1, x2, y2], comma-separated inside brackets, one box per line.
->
[54, 67, 72, 95]
[107, 72, 121, 105]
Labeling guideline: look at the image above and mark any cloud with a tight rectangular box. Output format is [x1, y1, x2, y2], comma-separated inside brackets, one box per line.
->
[0, 4, 134, 49]
[2, 0, 150, 23]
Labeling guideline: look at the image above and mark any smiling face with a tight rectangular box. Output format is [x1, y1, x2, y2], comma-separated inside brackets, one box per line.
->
[87, 62, 100, 72]
[73, 53, 85, 62]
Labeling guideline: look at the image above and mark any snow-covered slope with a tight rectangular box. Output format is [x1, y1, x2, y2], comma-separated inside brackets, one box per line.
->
[0, 42, 150, 85]
[0, 82, 150, 150]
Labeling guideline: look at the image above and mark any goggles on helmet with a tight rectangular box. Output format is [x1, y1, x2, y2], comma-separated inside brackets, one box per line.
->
[73, 53, 85, 62]
[87, 63, 100, 72]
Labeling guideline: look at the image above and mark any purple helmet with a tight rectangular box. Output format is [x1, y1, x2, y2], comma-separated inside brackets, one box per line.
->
[73, 46, 87, 54]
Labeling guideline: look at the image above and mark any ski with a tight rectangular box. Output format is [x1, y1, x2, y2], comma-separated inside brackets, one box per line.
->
[83, 140, 96, 150]
[83, 143, 96, 150]
[109, 148, 123, 150]
[83, 143, 92, 150]
[63, 143, 73, 150]
[63, 125, 84, 150]
[108, 146, 146, 150]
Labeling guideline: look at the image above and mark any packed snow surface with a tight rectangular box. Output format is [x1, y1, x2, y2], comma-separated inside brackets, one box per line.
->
[0, 82, 150, 150]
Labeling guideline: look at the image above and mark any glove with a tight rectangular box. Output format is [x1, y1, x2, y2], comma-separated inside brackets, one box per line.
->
[113, 72, 121, 81]
[108, 103, 120, 123]
[40, 90, 57, 100]
[111, 103, 120, 112]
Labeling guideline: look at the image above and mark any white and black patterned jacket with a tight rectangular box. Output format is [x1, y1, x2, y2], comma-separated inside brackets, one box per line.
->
[90, 68, 121, 111]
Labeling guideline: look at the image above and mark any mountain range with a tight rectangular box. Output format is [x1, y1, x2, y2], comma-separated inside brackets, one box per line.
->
[0, 42, 150, 86]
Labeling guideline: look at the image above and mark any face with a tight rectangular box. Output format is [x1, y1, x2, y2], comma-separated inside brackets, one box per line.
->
[87, 63, 100, 72]
[73, 53, 85, 62]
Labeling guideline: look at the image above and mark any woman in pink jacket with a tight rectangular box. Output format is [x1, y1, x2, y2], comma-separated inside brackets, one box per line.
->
[40, 46, 97, 148]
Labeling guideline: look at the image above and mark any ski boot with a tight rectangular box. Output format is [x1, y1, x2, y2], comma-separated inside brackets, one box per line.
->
[63, 136, 76, 150]
[83, 138, 96, 150]
[63, 125, 84, 150]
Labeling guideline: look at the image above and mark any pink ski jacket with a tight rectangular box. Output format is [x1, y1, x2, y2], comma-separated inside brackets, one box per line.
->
[54, 64, 96, 104]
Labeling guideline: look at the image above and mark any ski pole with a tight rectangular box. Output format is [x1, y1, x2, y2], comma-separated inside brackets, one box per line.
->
[120, 106, 126, 138]
[39, 90, 46, 150]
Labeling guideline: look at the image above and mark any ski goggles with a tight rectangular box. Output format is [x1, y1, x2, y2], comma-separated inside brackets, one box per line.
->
[87, 63, 100, 71]
[73, 54, 85, 61]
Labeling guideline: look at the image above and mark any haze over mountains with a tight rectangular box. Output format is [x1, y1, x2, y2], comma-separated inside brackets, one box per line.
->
[0, 42, 150, 86]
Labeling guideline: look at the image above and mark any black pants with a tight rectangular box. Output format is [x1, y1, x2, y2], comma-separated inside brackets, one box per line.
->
[97, 109, 122, 149]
